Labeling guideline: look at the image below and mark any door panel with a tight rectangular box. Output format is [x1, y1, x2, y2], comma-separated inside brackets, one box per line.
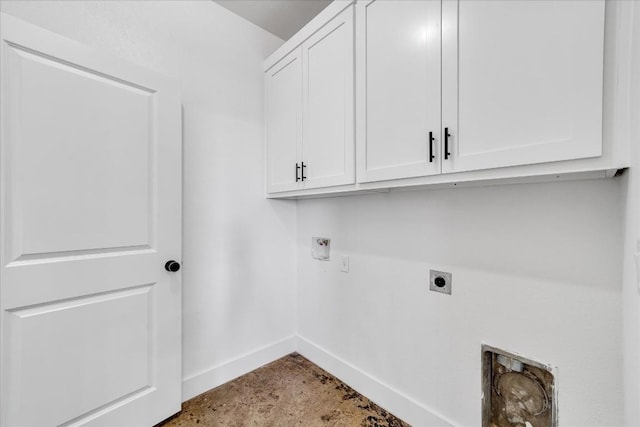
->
[5, 285, 152, 427]
[266, 48, 302, 193]
[356, 0, 441, 183]
[302, 5, 354, 189]
[1, 13, 182, 427]
[6, 43, 153, 259]
[442, 0, 605, 173]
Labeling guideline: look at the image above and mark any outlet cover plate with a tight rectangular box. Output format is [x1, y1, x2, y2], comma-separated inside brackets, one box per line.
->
[340, 255, 350, 273]
[430, 270, 452, 295]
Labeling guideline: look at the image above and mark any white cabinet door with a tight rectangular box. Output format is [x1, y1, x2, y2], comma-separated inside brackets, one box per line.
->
[356, 0, 442, 183]
[442, 0, 605, 174]
[0, 13, 182, 427]
[266, 47, 302, 193]
[302, 5, 355, 190]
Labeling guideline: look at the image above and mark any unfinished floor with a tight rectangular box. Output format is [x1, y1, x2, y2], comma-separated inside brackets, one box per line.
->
[158, 353, 410, 426]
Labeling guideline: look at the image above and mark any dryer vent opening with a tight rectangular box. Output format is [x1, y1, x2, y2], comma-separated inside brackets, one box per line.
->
[482, 345, 556, 427]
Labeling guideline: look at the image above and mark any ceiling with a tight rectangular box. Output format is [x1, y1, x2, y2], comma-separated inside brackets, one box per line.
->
[215, 0, 332, 40]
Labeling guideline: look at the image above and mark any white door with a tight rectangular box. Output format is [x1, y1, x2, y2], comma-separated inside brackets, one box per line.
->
[0, 13, 182, 427]
[356, 0, 441, 183]
[265, 47, 302, 194]
[442, 0, 605, 174]
[302, 5, 355, 190]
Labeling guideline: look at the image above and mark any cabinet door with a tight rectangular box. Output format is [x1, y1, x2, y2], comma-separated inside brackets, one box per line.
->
[442, 0, 605, 174]
[356, 0, 442, 183]
[265, 47, 302, 193]
[301, 5, 355, 190]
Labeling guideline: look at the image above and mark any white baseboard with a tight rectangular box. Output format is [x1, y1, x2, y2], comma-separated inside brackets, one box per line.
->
[295, 336, 456, 427]
[182, 335, 456, 426]
[182, 335, 297, 401]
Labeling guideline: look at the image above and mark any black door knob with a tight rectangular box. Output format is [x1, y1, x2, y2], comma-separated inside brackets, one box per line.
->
[165, 260, 181, 272]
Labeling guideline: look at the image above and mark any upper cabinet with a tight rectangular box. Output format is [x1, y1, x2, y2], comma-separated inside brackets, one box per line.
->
[265, 0, 615, 197]
[356, 0, 442, 183]
[265, 47, 302, 193]
[265, 4, 354, 194]
[441, 0, 605, 174]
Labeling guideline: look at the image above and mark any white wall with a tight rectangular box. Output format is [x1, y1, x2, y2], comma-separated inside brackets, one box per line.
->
[297, 179, 623, 426]
[621, 2, 640, 426]
[0, 0, 296, 400]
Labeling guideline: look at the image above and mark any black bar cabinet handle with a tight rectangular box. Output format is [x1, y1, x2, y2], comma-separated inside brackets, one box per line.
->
[429, 131, 435, 163]
[301, 162, 307, 181]
[295, 163, 301, 182]
[444, 127, 451, 160]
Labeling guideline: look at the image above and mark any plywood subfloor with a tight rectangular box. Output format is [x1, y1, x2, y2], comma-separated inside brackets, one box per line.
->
[158, 353, 410, 427]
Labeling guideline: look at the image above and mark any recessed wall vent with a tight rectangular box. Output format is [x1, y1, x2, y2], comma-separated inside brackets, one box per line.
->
[482, 345, 556, 427]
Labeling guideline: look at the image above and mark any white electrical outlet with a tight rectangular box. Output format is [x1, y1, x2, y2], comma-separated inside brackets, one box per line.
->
[430, 270, 452, 295]
[340, 255, 350, 273]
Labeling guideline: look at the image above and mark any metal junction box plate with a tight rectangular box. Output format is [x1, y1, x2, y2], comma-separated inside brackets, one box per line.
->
[429, 270, 452, 295]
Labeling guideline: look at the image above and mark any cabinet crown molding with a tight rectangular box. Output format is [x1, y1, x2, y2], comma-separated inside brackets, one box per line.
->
[264, 0, 355, 72]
